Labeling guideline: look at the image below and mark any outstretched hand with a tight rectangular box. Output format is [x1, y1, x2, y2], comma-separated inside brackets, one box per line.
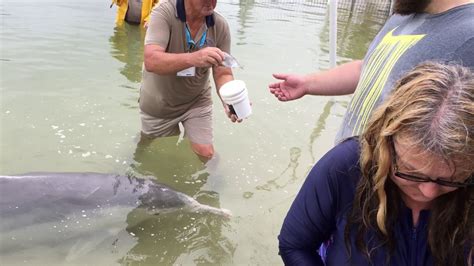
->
[269, 73, 307, 101]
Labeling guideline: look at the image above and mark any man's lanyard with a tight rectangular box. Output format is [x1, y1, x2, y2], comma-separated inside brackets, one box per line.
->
[185, 24, 207, 51]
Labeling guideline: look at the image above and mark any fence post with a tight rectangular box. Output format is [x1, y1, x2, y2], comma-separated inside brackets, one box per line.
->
[329, 0, 338, 68]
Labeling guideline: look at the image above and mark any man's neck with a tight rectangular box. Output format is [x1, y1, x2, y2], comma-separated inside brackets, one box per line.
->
[184, 0, 205, 25]
[424, 0, 471, 14]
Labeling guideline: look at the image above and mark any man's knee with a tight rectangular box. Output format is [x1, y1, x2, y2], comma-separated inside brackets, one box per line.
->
[191, 143, 214, 159]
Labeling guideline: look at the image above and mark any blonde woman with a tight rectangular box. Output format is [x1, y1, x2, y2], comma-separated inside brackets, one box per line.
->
[279, 62, 474, 266]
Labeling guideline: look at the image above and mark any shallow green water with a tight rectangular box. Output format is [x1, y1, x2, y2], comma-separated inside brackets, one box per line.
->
[0, 0, 390, 264]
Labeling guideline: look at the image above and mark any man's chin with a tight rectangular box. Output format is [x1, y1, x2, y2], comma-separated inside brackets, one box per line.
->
[203, 7, 214, 15]
[393, 0, 432, 15]
[202, 11, 213, 17]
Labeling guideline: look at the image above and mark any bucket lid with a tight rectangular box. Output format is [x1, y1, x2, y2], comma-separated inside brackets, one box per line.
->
[220, 80, 246, 98]
[221, 90, 248, 104]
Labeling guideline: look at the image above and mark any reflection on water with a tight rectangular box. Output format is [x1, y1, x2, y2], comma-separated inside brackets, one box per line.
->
[122, 210, 235, 265]
[319, 0, 392, 63]
[234, 0, 256, 46]
[335, 0, 392, 60]
[109, 24, 146, 83]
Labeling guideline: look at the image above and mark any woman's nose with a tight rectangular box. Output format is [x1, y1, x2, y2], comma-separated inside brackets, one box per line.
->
[418, 182, 442, 199]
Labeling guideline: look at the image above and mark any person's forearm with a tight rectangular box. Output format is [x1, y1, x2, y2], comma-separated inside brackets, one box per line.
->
[214, 73, 233, 91]
[213, 67, 234, 100]
[305, 60, 363, 96]
[144, 51, 194, 75]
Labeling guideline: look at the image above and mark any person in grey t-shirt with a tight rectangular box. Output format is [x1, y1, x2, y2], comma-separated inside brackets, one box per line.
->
[269, 0, 474, 144]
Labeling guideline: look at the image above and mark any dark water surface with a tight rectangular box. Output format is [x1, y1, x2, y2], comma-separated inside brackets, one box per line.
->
[0, 0, 390, 264]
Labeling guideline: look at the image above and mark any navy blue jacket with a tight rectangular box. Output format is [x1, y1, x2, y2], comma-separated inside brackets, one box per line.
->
[279, 138, 437, 266]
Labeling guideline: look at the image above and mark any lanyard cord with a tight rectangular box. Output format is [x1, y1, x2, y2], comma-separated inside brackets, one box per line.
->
[185, 24, 207, 51]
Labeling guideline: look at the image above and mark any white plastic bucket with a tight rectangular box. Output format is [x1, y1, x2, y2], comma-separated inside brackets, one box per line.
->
[219, 80, 252, 119]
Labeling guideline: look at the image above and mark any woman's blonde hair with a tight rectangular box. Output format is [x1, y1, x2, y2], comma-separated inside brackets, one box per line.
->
[345, 61, 474, 266]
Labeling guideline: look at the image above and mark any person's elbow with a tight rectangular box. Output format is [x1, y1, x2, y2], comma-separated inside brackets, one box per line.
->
[278, 244, 294, 264]
[144, 56, 171, 75]
[278, 235, 324, 266]
[278, 235, 300, 265]
[143, 56, 158, 73]
[143, 45, 166, 74]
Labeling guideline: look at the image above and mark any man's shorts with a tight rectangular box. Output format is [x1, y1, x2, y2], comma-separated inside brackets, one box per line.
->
[140, 104, 213, 145]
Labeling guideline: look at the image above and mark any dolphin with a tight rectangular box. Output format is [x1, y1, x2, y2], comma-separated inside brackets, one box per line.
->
[0, 172, 231, 232]
[0, 172, 232, 263]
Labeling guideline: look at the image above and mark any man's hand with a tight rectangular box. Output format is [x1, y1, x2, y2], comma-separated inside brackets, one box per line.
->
[192, 47, 225, 68]
[223, 103, 242, 123]
[269, 73, 308, 101]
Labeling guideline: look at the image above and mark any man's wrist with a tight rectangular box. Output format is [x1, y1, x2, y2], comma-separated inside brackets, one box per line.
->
[302, 74, 313, 96]
[185, 52, 195, 67]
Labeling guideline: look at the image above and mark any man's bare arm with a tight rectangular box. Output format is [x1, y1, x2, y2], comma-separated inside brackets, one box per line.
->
[144, 44, 225, 75]
[305, 60, 363, 96]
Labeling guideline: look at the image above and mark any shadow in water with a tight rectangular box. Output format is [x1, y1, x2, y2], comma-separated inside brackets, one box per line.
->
[253, 100, 338, 192]
[130, 135, 209, 197]
[255, 146, 301, 192]
[122, 135, 236, 265]
[308, 100, 335, 163]
[109, 23, 146, 83]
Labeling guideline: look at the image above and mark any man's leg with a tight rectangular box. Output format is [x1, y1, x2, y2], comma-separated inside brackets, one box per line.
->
[140, 110, 181, 138]
[190, 142, 214, 160]
[182, 105, 214, 160]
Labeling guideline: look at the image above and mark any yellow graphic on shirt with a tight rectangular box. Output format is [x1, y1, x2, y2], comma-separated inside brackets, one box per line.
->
[348, 29, 425, 136]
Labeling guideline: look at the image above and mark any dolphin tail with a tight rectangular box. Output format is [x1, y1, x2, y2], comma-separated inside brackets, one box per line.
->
[193, 204, 232, 219]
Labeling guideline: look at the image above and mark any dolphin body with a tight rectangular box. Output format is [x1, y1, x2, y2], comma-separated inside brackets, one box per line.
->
[0, 172, 231, 263]
[0, 172, 231, 232]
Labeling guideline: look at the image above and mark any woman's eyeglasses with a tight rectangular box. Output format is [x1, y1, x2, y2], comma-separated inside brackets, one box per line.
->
[390, 140, 474, 188]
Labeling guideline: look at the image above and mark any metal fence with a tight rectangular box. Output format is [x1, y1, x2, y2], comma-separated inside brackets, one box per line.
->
[232, 0, 392, 15]
[230, 0, 393, 58]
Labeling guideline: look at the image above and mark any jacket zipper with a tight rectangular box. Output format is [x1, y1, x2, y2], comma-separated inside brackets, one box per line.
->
[411, 226, 418, 266]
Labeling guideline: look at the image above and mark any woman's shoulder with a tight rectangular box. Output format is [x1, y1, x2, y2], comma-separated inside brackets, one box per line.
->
[307, 137, 361, 194]
[321, 137, 360, 169]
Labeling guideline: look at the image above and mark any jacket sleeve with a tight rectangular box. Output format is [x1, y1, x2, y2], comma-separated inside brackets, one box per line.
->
[141, 0, 159, 24]
[278, 140, 358, 265]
